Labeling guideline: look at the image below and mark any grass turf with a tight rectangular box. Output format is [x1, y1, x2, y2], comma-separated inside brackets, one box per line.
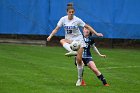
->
[0, 44, 140, 93]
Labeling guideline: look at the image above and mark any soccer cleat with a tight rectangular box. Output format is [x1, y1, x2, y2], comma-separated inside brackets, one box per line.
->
[65, 51, 77, 56]
[76, 79, 82, 86]
[81, 79, 86, 86]
[104, 83, 110, 86]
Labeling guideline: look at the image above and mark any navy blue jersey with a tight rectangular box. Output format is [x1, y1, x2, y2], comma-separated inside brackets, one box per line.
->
[82, 36, 95, 58]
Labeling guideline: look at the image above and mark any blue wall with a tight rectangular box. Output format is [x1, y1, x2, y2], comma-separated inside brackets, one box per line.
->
[0, 0, 140, 39]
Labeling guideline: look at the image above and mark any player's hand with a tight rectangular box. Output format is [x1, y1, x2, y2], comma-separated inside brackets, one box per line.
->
[47, 36, 51, 41]
[96, 33, 103, 37]
[100, 54, 106, 58]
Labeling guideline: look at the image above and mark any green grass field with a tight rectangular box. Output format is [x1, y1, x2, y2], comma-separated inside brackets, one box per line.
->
[0, 44, 140, 93]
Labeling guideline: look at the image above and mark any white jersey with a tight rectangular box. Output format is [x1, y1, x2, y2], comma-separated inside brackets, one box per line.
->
[57, 15, 86, 47]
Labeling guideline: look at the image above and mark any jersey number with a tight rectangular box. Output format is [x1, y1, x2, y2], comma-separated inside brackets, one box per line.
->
[67, 30, 72, 34]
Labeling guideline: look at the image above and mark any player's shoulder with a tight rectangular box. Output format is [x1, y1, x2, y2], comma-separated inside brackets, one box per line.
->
[89, 36, 94, 40]
[62, 15, 68, 19]
[59, 16, 67, 20]
[89, 36, 95, 43]
[74, 15, 82, 21]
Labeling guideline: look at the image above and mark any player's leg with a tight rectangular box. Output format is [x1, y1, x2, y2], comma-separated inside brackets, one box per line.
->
[87, 61, 101, 75]
[75, 57, 86, 86]
[87, 61, 109, 86]
[75, 47, 84, 86]
[60, 39, 77, 56]
[60, 39, 72, 51]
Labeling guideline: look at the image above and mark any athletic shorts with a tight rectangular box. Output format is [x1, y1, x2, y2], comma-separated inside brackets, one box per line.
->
[74, 57, 93, 66]
[82, 58, 93, 66]
[65, 34, 86, 48]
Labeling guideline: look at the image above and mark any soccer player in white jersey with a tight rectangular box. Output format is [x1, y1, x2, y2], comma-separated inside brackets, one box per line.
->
[47, 3, 103, 86]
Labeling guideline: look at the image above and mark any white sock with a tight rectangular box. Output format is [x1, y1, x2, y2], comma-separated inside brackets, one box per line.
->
[77, 65, 83, 80]
[63, 43, 72, 52]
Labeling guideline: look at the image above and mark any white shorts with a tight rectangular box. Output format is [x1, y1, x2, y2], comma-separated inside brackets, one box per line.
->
[65, 34, 86, 48]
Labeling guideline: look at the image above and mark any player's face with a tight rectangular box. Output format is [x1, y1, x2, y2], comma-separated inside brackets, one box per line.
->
[83, 28, 90, 36]
[67, 9, 75, 19]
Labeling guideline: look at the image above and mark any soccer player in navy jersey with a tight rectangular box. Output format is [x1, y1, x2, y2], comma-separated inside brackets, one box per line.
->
[75, 27, 109, 86]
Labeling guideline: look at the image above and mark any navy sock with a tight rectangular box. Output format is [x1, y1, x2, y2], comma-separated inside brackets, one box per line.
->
[97, 74, 107, 85]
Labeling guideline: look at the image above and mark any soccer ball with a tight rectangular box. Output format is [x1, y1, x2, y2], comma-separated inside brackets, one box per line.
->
[70, 40, 81, 51]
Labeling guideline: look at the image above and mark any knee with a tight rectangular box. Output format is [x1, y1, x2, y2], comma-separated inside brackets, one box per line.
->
[60, 39, 65, 44]
[76, 57, 82, 65]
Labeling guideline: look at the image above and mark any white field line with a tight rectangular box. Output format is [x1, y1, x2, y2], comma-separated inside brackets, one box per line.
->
[0, 65, 139, 76]
[49, 65, 140, 71]
[99, 66, 140, 69]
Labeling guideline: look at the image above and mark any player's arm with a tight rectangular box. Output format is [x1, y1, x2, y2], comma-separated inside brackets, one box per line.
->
[84, 24, 103, 37]
[92, 44, 106, 58]
[47, 26, 60, 41]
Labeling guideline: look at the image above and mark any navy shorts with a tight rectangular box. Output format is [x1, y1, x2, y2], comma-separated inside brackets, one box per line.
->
[74, 57, 93, 66]
[82, 58, 93, 66]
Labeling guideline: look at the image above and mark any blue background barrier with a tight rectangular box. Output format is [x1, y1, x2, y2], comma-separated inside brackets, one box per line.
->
[0, 0, 140, 39]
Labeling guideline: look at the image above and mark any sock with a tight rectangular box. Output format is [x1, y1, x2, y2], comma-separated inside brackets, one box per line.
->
[82, 68, 84, 78]
[97, 74, 107, 85]
[63, 43, 72, 52]
[77, 65, 84, 80]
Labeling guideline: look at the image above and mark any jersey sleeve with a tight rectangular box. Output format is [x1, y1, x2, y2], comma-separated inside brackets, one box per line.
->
[77, 18, 86, 27]
[57, 17, 64, 27]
